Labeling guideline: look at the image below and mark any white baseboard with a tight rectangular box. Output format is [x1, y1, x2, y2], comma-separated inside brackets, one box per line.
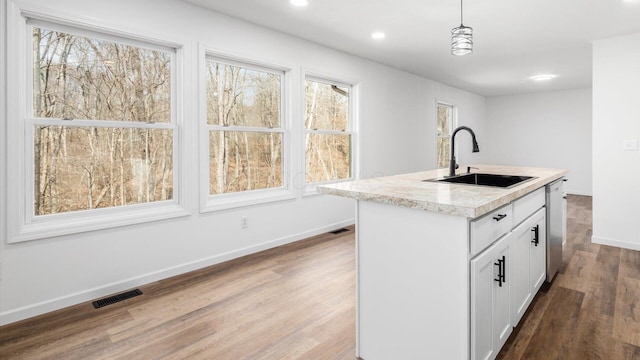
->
[592, 235, 640, 251]
[0, 219, 355, 326]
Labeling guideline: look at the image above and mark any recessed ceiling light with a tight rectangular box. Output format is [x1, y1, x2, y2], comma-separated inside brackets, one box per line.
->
[371, 32, 386, 40]
[530, 74, 556, 81]
[290, 0, 308, 7]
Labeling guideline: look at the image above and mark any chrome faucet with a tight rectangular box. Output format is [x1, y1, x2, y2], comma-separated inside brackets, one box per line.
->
[449, 126, 480, 177]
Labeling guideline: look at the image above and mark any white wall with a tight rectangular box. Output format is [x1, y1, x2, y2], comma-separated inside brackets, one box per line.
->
[361, 78, 486, 178]
[433, 82, 487, 170]
[484, 89, 592, 195]
[592, 32, 640, 251]
[0, 0, 485, 324]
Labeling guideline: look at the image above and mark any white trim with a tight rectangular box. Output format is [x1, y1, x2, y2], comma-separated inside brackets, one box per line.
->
[198, 44, 209, 212]
[199, 45, 295, 213]
[305, 75, 351, 90]
[1, 0, 8, 274]
[304, 70, 357, 89]
[6, 2, 189, 243]
[591, 235, 640, 251]
[0, 218, 355, 326]
[207, 125, 285, 133]
[26, 17, 178, 52]
[26, 119, 175, 129]
[354, 202, 361, 358]
[303, 178, 354, 197]
[205, 48, 292, 75]
[202, 188, 296, 212]
[351, 82, 361, 180]
[7, 0, 29, 244]
[12, 205, 190, 243]
[16, 1, 182, 50]
[304, 129, 349, 135]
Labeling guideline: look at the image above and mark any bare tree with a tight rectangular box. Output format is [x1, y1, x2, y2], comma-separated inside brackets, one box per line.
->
[32, 27, 173, 215]
[304, 80, 349, 183]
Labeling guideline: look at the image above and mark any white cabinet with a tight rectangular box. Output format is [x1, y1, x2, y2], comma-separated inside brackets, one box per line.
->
[470, 204, 513, 257]
[470, 189, 547, 360]
[470, 233, 513, 360]
[512, 188, 545, 227]
[529, 209, 547, 300]
[510, 207, 546, 326]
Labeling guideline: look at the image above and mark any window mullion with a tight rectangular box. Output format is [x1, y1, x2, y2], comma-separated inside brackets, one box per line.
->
[27, 118, 174, 130]
[306, 129, 351, 135]
[208, 125, 283, 133]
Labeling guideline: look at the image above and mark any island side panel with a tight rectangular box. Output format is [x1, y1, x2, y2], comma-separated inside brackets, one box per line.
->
[357, 200, 470, 360]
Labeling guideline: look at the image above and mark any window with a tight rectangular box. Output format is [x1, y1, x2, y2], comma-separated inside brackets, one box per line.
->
[31, 24, 175, 215]
[7, 15, 186, 242]
[305, 78, 352, 184]
[437, 103, 454, 168]
[204, 57, 287, 206]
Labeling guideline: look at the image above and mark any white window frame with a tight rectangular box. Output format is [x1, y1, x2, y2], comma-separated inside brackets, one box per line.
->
[303, 74, 357, 195]
[436, 101, 457, 169]
[199, 47, 294, 212]
[6, 4, 189, 243]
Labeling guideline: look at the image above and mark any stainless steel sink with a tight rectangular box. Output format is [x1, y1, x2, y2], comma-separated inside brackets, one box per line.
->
[426, 173, 536, 188]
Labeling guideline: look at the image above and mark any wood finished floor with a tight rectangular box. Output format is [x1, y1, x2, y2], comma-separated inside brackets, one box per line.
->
[0, 228, 357, 360]
[497, 195, 640, 360]
[1, 195, 639, 359]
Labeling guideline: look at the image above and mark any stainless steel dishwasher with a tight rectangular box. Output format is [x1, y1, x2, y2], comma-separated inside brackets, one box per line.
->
[545, 178, 566, 282]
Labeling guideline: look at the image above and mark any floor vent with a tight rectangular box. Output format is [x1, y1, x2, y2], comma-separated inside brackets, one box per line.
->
[330, 228, 350, 235]
[92, 289, 143, 309]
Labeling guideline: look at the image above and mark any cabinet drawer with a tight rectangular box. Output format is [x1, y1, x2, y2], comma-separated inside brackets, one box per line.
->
[512, 187, 545, 227]
[470, 204, 513, 257]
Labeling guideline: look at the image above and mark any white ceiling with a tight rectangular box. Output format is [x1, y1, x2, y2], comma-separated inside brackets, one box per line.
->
[181, 0, 640, 96]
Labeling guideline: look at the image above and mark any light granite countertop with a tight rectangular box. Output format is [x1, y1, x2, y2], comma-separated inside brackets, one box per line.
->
[317, 164, 568, 219]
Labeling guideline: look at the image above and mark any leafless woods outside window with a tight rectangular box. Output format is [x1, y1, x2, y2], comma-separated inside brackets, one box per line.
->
[437, 103, 454, 168]
[206, 60, 284, 195]
[305, 79, 351, 183]
[32, 25, 175, 216]
[30, 22, 353, 220]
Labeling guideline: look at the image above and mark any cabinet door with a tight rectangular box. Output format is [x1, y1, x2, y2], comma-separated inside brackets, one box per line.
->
[510, 218, 533, 326]
[511, 207, 546, 326]
[493, 238, 512, 353]
[529, 209, 547, 294]
[471, 234, 512, 360]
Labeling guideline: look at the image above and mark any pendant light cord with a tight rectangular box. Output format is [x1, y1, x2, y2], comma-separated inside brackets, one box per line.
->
[451, 0, 473, 55]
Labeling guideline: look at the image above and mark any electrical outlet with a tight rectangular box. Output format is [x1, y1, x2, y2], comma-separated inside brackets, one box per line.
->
[623, 139, 638, 151]
[240, 216, 248, 229]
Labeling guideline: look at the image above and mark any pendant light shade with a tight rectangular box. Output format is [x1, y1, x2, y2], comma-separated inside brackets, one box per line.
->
[451, 0, 473, 56]
[451, 25, 473, 55]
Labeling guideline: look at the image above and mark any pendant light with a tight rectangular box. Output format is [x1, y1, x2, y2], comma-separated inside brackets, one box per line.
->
[451, 0, 473, 56]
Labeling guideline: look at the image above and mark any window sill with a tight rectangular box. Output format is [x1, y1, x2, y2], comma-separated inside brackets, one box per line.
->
[303, 178, 353, 197]
[9, 203, 191, 244]
[201, 188, 296, 213]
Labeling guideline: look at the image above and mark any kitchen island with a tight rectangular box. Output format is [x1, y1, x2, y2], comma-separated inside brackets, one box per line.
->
[318, 165, 567, 360]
